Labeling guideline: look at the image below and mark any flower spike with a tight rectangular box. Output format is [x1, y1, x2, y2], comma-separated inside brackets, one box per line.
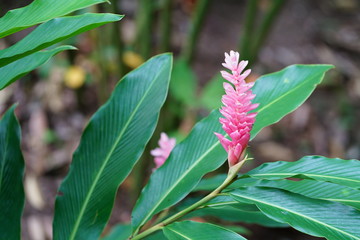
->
[150, 132, 176, 169]
[215, 50, 259, 166]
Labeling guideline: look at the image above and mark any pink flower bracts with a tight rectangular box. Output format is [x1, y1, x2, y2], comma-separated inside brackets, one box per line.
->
[214, 51, 259, 166]
[151, 132, 176, 168]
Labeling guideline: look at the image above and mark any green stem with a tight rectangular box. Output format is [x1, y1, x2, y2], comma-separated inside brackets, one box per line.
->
[135, 0, 154, 59]
[182, 0, 211, 64]
[110, 0, 125, 77]
[131, 159, 247, 240]
[249, 0, 285, 64]
[238, 0, 258, 61]
[159, 0, 173, 52]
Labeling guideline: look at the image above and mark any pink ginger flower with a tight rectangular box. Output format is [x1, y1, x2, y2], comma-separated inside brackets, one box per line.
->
[214, 51, 259, 166]
[150, 132, 176, 168]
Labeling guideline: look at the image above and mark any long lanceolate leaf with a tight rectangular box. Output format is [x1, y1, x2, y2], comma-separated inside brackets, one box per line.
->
[252, 179, 360, 210]
[0, 0, 109, 38]
[0, 45, 75, 90]
[163, 221, 247, 240]
[132, 65, 332, 233]
[132, 110, 226, 233]
[250, 64, 333, 138]
[0, 13, 123, 68]
[53, 54, 172, 240]
[243, 156, 360, 188]
[185, 195, 287, 228]
[230, 187, 360, 240]
[0, 106, 25, 240]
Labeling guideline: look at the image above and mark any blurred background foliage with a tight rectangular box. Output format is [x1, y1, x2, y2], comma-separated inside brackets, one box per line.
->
[0, 0, 359, 239]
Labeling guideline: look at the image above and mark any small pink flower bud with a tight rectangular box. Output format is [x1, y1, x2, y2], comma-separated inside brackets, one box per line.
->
[150, 132, 176, 168]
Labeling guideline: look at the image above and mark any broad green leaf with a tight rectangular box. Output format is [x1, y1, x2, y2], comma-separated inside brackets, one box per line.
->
[245, 179, 360, 210]
[194, 174, 259, 191]
[0, 105, 25, 240]
[0, 0, 109, 38]
[185, 195, 287, 228]
[144, 231, 168, 240]
[0, 13, 123, 67]
[102, 224, 131, 240]
[251, 64, 333, 138]
[170, 59, 197, 107]
[230, 187, 360, 240]
[243, 156, 360, 188]
[131, 110, 226, 233]
[193, 174, 227, 191]
[200, 73, 223, 110]
[53, 54, 172, 240]
[163, 221, 247, 240]
[0, 45, 75, 90]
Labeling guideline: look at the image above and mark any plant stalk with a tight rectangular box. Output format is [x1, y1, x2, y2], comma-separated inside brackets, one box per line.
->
[238, 0, 258, 61]
[159, 0, 173, 52]
[110, 0, 125, 77]
[131, 158, 247, 240]
[135, 0, 154, 59]
[249, 0, 285, 64]
[182, 0, 211, 64]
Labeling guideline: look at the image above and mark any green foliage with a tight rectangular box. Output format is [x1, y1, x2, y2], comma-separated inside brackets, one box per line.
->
[0, 13, 123, 67]
[185, 195, 287, 228]
[243, 156, 360, 188]
[170, 59, 197, 107]
[0, 46, 75, 90]
[0, 1, 122, 91]
[53, 54, 172, 240]
[200, 73, 223, 110]
[239, 179, 360, 210]
[250, 64, 333, 138]
[0, 0, 109, 37]
[131, 64, 335, 235]
[0, 106, 25, 240]
[163, 221, 246, 240]
[102, 224, 132, 240]
[230, 187, 360, 240]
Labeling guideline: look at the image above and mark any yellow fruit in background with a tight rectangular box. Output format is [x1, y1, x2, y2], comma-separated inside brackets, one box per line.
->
[64, 66, 86, 89]
[123, 51, 144, 69]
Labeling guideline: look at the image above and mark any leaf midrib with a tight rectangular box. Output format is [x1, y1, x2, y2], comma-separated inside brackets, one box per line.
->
[68, 63, 167, 240]
[255, 71, 323, 114]
[250, 173, 360, 184]
[232, 192, 360, 240]
[167, 228, 192, 240]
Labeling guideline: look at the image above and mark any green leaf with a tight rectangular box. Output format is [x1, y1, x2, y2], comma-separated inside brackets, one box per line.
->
[0, 105, 25, 240]
[131, 110, 226, 233]
[200, 73, 223, 110]
[230, 187, 360, 240]
[0, 45, 75, 90]
[163, 221, 247, 240]
[144, 231, 168, 240]
[185, 195, 287, 228]
[243, 156, 360, 188]
[193, 174, 227, 191]
[246, 179, 360, 210]
[0, 0, 109, 38]
[53, 54, 172, 240]
[251, 64, 333, 138]
[0, 13, 123, 67]
[170, 59, 197, 107]
[101, 224, 131, 240]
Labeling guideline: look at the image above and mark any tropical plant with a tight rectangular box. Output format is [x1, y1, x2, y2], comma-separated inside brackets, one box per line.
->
[1, 1, 359, 240]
